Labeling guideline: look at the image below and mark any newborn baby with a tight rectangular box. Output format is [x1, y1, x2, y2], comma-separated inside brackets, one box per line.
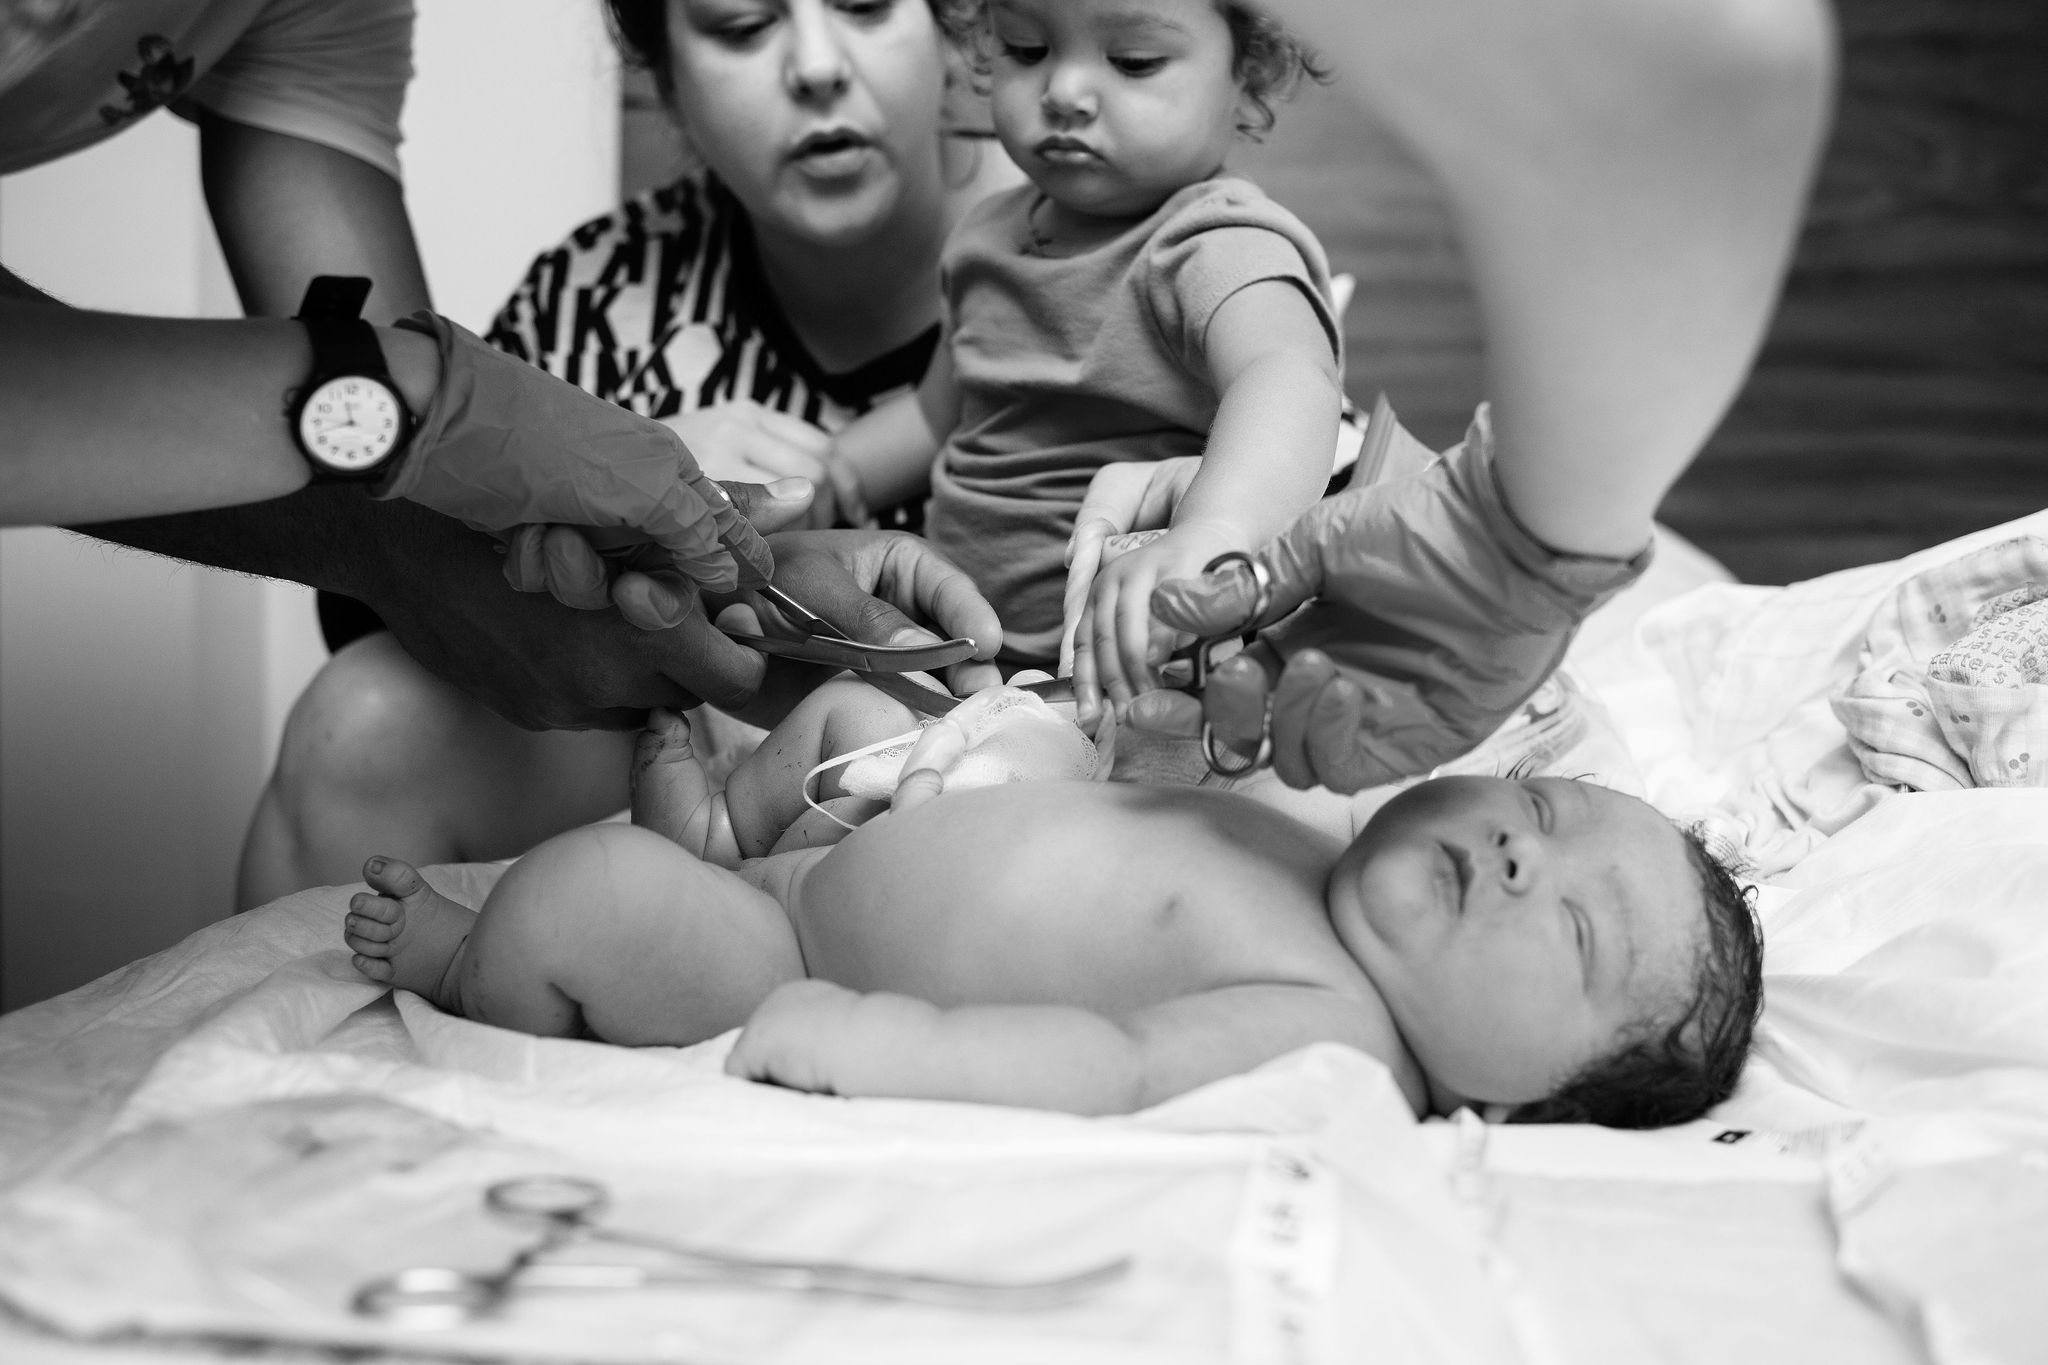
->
[344, 682, 1759, 1125]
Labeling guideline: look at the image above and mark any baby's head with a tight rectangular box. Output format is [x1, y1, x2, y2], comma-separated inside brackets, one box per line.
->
[940, 0, 1325, 218]
[1326, 775, 1761, 1129]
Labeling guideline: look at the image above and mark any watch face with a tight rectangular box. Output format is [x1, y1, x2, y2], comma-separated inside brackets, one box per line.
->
[298, 376, 405, 471]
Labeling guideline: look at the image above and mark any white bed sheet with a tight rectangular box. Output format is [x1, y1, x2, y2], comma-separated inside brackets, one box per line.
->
[5, 514, 2048, 1365]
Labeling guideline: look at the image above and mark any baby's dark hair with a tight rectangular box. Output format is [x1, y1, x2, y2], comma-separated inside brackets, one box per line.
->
[1509, 826, 1763, 1130]
[934, 0, 1330, 137]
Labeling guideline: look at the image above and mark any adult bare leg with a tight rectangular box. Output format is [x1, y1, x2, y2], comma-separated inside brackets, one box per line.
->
[238, 633, 635, 908]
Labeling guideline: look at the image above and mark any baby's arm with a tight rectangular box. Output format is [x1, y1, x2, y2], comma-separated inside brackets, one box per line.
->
[825, 343, 962, 525]
[1078, 281, 1341, 705]
[725, 977, 1383, 1115]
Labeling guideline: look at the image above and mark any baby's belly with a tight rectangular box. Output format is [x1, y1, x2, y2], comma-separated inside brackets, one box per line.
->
[783, 783, 1347, 1014]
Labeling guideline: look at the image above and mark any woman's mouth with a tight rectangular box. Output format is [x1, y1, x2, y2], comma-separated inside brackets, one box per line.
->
[789, 129, 873, 176]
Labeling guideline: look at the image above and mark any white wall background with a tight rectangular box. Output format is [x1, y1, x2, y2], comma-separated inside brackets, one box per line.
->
[0, 0, 621, 1010]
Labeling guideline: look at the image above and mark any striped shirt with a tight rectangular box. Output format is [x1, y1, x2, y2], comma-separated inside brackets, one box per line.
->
[486, 172, 935, 529]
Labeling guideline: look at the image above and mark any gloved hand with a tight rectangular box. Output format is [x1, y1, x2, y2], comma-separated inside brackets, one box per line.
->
[1130, 410, 1651, 792]
[379, 312, 774, 594]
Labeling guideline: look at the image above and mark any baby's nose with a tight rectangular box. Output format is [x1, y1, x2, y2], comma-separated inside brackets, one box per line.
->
[1490, 827, 1544, 895]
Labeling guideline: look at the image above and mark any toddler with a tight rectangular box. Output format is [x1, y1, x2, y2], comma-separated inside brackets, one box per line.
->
[825, 0, 1344, 695]
[344, 687, 1761, 1127]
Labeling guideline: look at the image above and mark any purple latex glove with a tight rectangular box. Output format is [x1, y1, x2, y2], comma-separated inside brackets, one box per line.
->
[379, 312, 773, 594]
[1133, 410, 1651, 792]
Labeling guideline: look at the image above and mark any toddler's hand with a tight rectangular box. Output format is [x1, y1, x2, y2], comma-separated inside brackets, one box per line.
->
[1072, 526, 1237, 720]
[726, 979, 863, 1095]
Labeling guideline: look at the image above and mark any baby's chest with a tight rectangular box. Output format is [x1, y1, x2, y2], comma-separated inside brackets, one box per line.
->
[789, 851, 1344, 1009]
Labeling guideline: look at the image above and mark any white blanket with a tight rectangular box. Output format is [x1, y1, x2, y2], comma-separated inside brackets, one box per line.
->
[6, 514, 2048, 1365]
[0, 869, 1522, 1365]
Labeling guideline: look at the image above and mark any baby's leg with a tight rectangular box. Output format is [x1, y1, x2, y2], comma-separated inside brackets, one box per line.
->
[720, 677, 921, 857]
[343, 858, 478, 1012]
[350, 825, 804, 1045]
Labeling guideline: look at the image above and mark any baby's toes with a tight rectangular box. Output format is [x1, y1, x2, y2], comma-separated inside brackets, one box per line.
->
[635, 708, 697, 766]
[350, 953, 395, 983]
[344, 907, 399, 947]
[362, 854, 428, 901]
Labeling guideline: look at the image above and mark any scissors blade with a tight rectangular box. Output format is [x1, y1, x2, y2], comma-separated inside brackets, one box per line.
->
[722, 630, 979, 674]
[517, 1253, 1132, 1311]
[847, 667, 962, 717]
[733, 584, 979, 673]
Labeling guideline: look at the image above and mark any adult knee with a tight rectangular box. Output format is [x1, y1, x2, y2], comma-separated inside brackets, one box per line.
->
[267, 636, 476, 821]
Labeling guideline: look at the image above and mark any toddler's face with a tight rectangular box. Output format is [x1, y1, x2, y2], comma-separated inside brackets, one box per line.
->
[986, 0, 1244, 219]
[1326, 776, 1703, 1112]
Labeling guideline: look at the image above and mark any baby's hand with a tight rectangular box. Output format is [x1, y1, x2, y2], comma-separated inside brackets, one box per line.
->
[725, 979, 863, 1094]
[1073, 525, 1237, 718]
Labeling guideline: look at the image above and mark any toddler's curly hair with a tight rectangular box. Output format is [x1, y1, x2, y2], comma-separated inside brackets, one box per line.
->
[934, 0, 1330, 137]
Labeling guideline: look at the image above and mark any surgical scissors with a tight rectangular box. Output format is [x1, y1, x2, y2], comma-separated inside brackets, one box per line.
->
[353, 1175, 1131, 1327]
[1179, 551, 1275, 779]
[734, 586, 1082, 718]
[726, 584, 971, 718]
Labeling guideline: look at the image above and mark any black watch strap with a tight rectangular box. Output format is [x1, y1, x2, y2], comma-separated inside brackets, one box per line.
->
[296, 277, 386, 373]
[292, 275, 413, 484]
[300, 314, 388, 377]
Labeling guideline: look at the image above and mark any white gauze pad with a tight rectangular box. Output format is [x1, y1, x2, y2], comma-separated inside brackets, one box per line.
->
[835, 686, 1103, 800]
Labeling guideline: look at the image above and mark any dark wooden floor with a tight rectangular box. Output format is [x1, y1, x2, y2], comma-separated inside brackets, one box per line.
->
[1235, 0, 2048, 584]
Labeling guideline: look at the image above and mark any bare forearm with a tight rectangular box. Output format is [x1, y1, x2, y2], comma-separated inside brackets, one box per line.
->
[830, 391, 946, 517]
[75, 483, 411, 599]
[1175, 354, 1341, 549]
[1253, 0, 1835, 556]
[2, 303, 440, 526]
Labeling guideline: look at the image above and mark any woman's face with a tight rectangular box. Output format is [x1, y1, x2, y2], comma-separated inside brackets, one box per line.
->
[663, 0, 950, 251]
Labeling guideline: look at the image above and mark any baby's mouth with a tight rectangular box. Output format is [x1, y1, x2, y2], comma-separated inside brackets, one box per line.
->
[1035, 136, 1098, 165]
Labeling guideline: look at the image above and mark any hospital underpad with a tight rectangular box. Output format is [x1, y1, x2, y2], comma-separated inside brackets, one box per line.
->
[11, 514, 2048, 1365]
[0, 882, 1523, 1365]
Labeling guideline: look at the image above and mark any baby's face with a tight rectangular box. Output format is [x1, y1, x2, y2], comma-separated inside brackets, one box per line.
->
[1326, 776, 1702, 1111]
[986, 0, 1244, 219]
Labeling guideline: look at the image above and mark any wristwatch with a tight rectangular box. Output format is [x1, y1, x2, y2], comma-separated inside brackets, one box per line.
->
[289, 275, 415, 483]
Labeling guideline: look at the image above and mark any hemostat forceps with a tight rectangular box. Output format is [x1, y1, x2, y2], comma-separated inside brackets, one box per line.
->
[1174, 551, 1276, 780]
[353, 1175, 1132, 1327]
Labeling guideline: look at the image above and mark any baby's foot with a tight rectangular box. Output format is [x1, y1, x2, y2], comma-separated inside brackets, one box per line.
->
[631, 709, 741, 867]
[343, 856, 476, 1011]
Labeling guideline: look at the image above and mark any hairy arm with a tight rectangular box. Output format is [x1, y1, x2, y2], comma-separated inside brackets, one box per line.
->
[726, 978, 1388, 1116]
[3, 117, 438, 528]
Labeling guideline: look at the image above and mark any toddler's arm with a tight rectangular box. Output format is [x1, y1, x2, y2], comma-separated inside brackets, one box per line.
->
[824, 343, 962, 526]
[725, 977, 1387, 1115]
[1075, 281, 1341, 708]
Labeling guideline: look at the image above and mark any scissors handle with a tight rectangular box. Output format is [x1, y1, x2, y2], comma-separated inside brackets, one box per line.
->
[1180, 552, 1276, 779]
[354, 1265, 510, 1329]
